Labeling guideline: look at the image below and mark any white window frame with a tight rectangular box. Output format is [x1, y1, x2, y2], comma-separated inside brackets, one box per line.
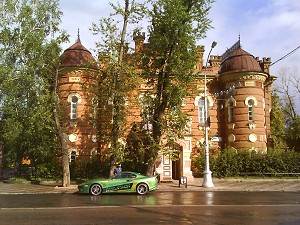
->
[245, 96, 257, 122]
[198, 98, 205, 124]
[194, 95, 213, 126]
[70, 151, 77, 162]
[226, 97, 236, 123]
[67, 93, 81, 120]
[248, 99, 254, 121]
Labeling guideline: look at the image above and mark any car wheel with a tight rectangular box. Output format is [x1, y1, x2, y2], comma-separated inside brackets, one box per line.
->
[136, 183, 148, 195]
[90, 183, 102, 196]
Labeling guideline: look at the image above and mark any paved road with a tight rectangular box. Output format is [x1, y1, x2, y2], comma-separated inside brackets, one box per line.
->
[1, 178, 299, 194]
[0, 192, 299, 225]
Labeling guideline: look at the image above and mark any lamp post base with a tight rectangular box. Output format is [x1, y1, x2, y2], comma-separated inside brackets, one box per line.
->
[202, 170, 214, 188]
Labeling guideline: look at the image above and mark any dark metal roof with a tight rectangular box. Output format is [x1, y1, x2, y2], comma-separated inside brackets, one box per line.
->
[219, 48, 262, 74]
[60, 41, 97, 69]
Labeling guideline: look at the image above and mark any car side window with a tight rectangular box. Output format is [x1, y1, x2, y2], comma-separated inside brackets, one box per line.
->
[115, 173, 122, 178]
[121, 173, 131, 178]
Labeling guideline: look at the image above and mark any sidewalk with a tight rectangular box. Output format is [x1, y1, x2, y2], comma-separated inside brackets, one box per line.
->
[0, 178, 299, 194]
[160, 178, 300, 192]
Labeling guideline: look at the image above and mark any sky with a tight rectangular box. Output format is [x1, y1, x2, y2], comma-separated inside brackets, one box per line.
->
[59, 0, 300, 107]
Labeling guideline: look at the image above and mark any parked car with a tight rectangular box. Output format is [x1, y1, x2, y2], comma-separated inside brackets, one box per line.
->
[78, 171, 158, 196]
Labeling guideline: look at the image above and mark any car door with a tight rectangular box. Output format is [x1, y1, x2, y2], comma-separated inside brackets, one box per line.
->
[107, 173, 134, 192]
[115, 173, 135, 192]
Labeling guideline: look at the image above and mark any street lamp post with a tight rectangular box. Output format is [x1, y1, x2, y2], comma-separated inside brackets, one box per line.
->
[202, 41, 217, 188]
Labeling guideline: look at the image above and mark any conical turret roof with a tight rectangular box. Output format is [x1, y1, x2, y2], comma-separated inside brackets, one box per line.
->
[60, 39, 97, 69]
[219, 48, 262, 74]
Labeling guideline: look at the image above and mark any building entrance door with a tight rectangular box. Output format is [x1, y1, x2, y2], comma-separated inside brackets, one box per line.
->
[172, 146, 183, 180]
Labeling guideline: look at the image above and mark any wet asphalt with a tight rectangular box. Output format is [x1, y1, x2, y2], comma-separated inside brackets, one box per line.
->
[0, 178, 299, 194]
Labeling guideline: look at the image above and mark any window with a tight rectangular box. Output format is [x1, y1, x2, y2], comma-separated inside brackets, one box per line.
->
[228, 100, 234, 123]
[245, 96, 257, 122]
[198, 98, 210, 125]
[70, 151, 76, 162]
[142, 105, 152, 131]
[68, 93, 81, 120]
[71, 96, 79, 119]
[248, 99, 254, 121]
[198, 98, 205, 123]
[139, 94, 154, 131]
[91, 148, 98, 156]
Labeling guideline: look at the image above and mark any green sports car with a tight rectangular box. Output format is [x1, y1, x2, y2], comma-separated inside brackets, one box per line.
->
[78, 171, 158, 196]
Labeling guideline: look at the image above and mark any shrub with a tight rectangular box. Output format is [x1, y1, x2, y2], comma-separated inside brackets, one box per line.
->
[70, 156, 110, 180]
[193, 147, 300, 178]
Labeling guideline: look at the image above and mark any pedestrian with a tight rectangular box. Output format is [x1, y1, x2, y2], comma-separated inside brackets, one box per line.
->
[113, 164, 122, 176]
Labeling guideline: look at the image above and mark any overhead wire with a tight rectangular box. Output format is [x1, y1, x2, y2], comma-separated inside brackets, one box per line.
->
[270, 45, 300, 66]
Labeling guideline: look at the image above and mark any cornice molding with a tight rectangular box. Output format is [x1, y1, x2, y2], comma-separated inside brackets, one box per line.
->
[219, 71, 268, 83]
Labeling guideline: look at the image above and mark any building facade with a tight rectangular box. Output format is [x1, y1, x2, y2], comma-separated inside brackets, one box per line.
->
[58, 36, 99, 162]
[58, 35, 276, 182]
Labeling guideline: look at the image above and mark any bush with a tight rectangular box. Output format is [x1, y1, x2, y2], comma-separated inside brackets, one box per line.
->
[70, 156, 110, 180]
[192, 147, 300, 178]
[213, 147, 241, 177]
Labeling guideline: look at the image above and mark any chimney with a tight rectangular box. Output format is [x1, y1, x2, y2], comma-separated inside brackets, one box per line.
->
[195, 45, 205, 72]
[260, 57, 272, 74]
[133, 31, 145, 53]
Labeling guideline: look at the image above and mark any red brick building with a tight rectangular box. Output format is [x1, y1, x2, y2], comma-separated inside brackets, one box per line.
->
[58, 35, 276, 181]
[58, 36, 98, 162]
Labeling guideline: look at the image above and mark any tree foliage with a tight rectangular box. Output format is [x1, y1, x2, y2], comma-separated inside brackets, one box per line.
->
[274, 68, 300, 151]
[193, 147, 300, 178]
[270, 91, 286, 149]
[0, 0, 68, 173]
[91, 0, 145, 176]
[140, 0, 213, 174]
[285, 116, 300, 152]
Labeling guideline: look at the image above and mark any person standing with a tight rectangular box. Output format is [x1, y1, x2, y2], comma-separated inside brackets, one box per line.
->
[113, 164, 122, 175]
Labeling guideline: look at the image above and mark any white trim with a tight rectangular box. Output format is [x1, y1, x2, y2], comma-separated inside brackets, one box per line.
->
[244, 96, 257, 106]
[67, 93, 82, 103]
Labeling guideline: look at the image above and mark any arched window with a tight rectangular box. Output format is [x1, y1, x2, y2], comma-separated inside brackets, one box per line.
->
[226, 97, 236, 123]
[198, 98, 210, 125]
[194, 95, 213, 127]
[248, 99, 254, 121]
[245, 96, 257, 122]
[71, 96, 78, 119]
[68, 93, 81, 120]
[228, 100, 234, 123]
[198, 98, 205, 124]
[70, 151, 76, 162]
[91, 148, 98, 156]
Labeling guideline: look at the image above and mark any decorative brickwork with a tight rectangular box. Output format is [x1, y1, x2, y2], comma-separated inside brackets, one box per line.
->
[58, 37, 276, 180]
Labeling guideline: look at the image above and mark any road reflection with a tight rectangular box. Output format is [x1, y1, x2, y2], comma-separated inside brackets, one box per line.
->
[1, 191, 298, 209]
[86, 191, 216, 206]
[89, 194, 157, 205]
[205, 192, 215, 205]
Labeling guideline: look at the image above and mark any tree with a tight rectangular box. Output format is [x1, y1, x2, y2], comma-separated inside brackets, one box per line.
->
[140, 0, 213, 174]
[0, 0, 68, 177]
[285, 116, 300, 151]
[275, 68, 299, 121]
[275, 68, 300, 151]
[91, 0, 145, 176]
[270, 91, 286, 149]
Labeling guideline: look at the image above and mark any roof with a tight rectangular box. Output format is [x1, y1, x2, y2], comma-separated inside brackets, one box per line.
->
[60, 40, 97, 69]
[219, 48, 262, 74]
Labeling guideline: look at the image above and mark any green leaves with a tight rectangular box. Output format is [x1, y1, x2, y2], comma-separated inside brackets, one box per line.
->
[138, 0, 213, 174]
[0, 0, 67, 171]
[193, 147, 300, 178]
[91, 1, 145, 175]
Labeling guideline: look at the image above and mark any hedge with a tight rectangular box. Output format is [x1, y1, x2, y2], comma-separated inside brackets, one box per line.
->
[192, 147, 300, 178]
